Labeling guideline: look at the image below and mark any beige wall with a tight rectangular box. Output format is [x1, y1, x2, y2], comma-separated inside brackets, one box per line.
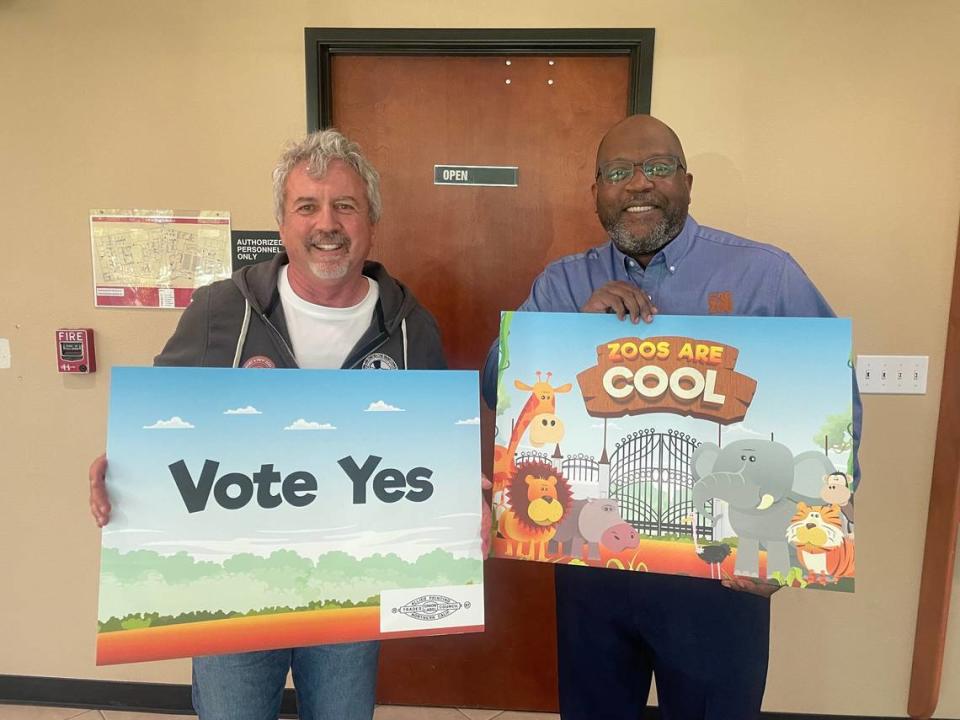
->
[2, 0, 959, 716]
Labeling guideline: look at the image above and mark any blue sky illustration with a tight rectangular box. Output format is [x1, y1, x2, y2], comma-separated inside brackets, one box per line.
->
[496, 313, 853, 467]
[104, 367, 482, 562]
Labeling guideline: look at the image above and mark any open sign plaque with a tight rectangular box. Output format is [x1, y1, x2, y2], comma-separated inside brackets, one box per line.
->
[434, 165, 518, 187]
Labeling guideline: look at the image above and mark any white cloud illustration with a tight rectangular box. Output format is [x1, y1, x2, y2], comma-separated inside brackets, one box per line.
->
[365, 400, 404, 412]
[283, 418, 337, 431]
[726, 424, 767, 438]
[455, 417, 480, 425]
[591, 421, 622, 429]
[143, 416, 194, 430]
[224, 405, 262, 415]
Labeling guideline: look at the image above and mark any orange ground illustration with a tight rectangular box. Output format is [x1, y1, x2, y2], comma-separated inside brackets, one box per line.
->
[96, 606, 483, 665]
[492, 536, 768, 579]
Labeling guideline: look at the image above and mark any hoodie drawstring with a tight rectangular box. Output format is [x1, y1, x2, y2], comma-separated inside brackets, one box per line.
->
[233, 299, 252, 368]
[401, 318, 409, 369]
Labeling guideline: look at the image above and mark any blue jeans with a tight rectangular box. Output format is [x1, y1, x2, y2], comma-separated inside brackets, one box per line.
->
[192, 642, 380, 720]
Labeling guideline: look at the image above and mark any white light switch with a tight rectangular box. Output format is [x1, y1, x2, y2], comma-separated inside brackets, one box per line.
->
[856, 355, 928, 394]
[0, 338, 9, 369]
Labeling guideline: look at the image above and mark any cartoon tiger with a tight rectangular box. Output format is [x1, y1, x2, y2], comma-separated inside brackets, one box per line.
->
[785, 502, 855, 585]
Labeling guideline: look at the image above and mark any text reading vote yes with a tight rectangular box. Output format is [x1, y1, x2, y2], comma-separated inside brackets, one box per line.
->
[169, 455, 434, 513]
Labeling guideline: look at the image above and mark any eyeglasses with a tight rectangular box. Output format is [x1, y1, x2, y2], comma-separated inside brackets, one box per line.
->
[596, 156, 686, 185]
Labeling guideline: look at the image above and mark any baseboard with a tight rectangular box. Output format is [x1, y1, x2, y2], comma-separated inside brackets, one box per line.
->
[0, 675, 298, 717]
[0, 674, 932, 719]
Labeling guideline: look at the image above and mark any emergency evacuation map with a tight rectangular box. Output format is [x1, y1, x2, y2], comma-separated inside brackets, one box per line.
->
[90, 209, 231, 308]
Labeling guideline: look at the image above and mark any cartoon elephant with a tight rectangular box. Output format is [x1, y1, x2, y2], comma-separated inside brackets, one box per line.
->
[691, 439, 835, 579]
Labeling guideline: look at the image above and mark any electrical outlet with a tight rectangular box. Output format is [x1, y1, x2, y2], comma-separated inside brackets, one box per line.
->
[856, 355, 928, 394]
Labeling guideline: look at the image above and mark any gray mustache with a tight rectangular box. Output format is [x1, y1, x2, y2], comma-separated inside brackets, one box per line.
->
[308, 230, 350, 247]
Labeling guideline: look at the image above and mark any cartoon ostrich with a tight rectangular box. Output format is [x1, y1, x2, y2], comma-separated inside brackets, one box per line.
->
[689, 512, 731, 579]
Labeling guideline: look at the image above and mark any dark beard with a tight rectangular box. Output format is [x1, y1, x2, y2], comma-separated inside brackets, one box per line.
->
[602, 207, 686, 258]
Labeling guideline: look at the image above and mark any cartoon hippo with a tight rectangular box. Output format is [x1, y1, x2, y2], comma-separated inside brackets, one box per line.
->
[548, 498, 639, 560]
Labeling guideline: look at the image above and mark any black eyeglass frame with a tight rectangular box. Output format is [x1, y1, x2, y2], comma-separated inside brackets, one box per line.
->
[595, 155, 687, 184]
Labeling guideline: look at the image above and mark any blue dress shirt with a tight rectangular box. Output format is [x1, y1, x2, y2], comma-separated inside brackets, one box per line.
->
[482, 215, 862, 482]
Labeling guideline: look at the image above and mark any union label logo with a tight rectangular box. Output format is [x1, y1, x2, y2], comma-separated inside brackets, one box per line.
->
[362, 352, 399, 370]
[392, 594, 469, 622]
[242, 355, 276, 369]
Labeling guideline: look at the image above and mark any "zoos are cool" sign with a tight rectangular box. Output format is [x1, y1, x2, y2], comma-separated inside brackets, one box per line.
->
[576, 335, 757, 423]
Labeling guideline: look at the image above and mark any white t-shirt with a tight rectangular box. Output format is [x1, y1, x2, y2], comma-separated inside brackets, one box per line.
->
[278, 265, 379, 369]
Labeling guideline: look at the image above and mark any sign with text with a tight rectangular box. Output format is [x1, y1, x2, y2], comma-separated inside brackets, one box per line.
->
[90, 209, 231, 308]
[577, 336, 757, 422]
[97, 367, 483, 664]
[231, 230, 283, 271]
[433, 165, 518, 187]
[492, 312, 856, 592]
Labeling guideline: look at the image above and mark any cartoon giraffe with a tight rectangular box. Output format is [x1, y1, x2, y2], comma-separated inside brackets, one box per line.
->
[492, 372, 572, 526]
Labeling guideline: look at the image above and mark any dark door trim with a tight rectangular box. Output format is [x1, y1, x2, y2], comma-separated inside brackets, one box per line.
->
[304, 28, 655, 131]
[907, 215, 960, 720]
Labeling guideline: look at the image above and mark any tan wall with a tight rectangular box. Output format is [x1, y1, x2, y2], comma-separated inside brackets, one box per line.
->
[2, 0, 958, 716]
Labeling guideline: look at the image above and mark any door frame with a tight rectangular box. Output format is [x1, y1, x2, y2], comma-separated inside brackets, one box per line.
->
[304, 28, 655, 130]
[908, 216, 960, 720]
[300, 30, 654, 710]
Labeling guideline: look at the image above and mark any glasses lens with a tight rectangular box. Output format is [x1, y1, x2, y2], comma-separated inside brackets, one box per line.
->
[599, 157, 681, 184]
[600, 161, 635, 184]
[642, 156, 679, 178]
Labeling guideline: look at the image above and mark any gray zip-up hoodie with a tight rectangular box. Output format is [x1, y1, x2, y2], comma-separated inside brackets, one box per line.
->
[155, 252, 446, 370]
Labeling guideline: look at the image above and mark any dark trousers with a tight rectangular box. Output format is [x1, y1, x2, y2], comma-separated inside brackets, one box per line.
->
[556, 564, 770, 720]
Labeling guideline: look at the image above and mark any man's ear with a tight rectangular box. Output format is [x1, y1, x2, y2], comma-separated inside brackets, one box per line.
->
[686, 172, 694, 196]
[591, 182, 599, 213]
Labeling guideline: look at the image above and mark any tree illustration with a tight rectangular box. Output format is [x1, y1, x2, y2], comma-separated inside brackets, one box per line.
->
[496, 312, 514, 416]
[812, 410, 853, 454]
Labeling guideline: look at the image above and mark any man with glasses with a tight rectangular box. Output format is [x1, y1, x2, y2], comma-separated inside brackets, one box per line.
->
[482, 114, 860, 719]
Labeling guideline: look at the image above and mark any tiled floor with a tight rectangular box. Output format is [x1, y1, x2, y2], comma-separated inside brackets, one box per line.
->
[0, 705, 558, 720]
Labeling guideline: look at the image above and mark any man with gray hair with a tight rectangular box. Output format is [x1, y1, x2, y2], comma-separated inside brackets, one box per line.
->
[89, 129, 447, 719]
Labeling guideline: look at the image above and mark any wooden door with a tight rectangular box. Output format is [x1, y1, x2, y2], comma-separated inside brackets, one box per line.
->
[331, 53, 630, 711]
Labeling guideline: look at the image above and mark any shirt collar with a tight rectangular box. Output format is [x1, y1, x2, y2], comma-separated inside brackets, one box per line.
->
[609, 214, 700, 273]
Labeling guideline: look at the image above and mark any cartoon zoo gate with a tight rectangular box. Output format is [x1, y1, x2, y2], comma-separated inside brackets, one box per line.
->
[515, 428, 714, 540]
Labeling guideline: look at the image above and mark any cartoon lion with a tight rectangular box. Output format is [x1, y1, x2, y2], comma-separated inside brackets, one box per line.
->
[498, 461, 572, 560]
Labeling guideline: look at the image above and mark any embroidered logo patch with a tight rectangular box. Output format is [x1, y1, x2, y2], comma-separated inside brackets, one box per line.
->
[242, 355, 276, 369]
[708, 291, 733, 314]
[362, 352, 398, 370]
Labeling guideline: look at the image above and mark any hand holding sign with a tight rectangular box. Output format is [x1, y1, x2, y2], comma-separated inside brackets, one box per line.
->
[580, 281, 657, 323]
[89, 453, 110, 528]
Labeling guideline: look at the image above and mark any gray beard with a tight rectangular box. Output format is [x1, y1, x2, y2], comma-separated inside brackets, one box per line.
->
[604, 210, 686, 258]
[307, 231, 351, 280]
[309, 258, 349, 280]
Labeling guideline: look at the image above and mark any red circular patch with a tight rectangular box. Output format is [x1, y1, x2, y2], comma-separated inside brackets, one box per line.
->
[243, 355, 276, 369]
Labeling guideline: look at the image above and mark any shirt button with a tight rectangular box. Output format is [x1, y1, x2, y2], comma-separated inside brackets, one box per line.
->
[669, 265, 676, 273]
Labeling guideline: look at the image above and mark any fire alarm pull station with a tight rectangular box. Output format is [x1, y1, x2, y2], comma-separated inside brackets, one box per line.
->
[57, 328, 96, 373]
